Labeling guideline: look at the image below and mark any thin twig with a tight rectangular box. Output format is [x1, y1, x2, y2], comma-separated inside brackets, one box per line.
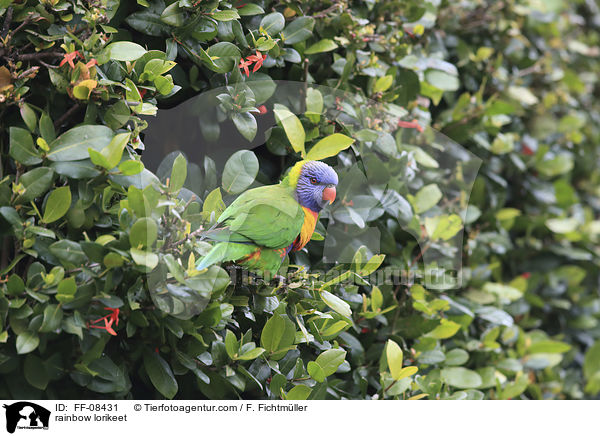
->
[0, 236, 9, 272]
[9, 16, 31, 39]
[312, 2, 341, 18]
[53, 103, 82, 128]
[170, 227, 205, 249]
[302, 58, 309, 113]
[16, 52, 62, 61]
[16, 66, 39, 80]
[410, 242, 431, 267]
[1, 7, 12, 39]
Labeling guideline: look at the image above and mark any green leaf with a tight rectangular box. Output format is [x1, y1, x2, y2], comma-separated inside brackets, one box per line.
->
[160, 2, 184, 26]
[91, 132, 130, 170]
[149, 268, 226, 320]
[358, 254, 386, 276]
[305, 87, 323, 123]
[24, 354, 49, 390]
[441, 367, 482, 389]
[305, 133, 355, 161]
[305, 39, 338, 55]
[286, 384, 312, 400]
[499, 374, 529, 399]
[9, 126, 41, 165]
[141, 59, 176, 81]
[206, 42, 241, 74]
[213, 9, 240, 21]
[483, 282, 523, 302]
[584, 341, 600, 387]
[144, 351, 178, 399]
[394, 366, 418, 380]
[56, 277, 77, 303]
[426, 319, 461, 339]
[386, 339, 404, 380]
[47, 125, 114, 162]
[260, 314, 296, 359]
[129, 217, 158, 248]
[225, 330, 239, 359]
[237, 4, 264, 15]
[282, 17, 315, 44]
[412, 184, 443, 214]
[546, 217, 579, 234]
[130, 247, 159, 269]
[238, 347, 265, 360]
[126, 7, 170, 36]
[6, 274, 25, 296]
[445, 349, 469, 366]
[105, 100, 131, 130]
[425, 70, 460, 91]
[0, 207, 23, 237]
[315, 348, 346, 377]
[16, 331, 40, 354]
[273, 104, 305, 156]
[42, 186, 71, 224]
[49, 240, 87, 265]
[507, 86, 539, 106]
[528, 340, 571, 354]
[169, 154, 187, 192]
[426, 214, 463, 241]
[536, 155, 573, 177]
[155, 75, 174, 95]
[16, 167, 54, 204]
[371, 286, 383, 311]
[106, 41, 147, 61]
[20, 103, 37, 132]
[39, 112, 56, 142]
[118, 160, 144, 176]
[320, 290, 352, 318]
[374, 75, 393, 93]
[202, 187, 226, 221]
[307, 361, 326, 382]
[260, 12, 285, 36]
[232, 112, 257, 142]
[221, 150, 259, 194]
[39, 304, 63, 333]
[50, 160, 102, 179]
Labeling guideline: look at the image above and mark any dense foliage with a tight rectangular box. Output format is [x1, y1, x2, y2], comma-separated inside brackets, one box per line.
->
[1, 0, 600, 400]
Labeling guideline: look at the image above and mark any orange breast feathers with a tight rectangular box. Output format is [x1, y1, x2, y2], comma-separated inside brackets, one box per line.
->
[292, 207, 319, 251]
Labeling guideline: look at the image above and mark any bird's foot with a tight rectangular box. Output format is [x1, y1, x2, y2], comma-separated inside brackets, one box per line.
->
[271, 274, 287, 288]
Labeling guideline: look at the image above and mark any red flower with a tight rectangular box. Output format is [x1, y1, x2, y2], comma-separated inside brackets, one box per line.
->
[522, 144, 534, 156]
[361, 327, 370, 334]
[238, 51, 267, 76]
[398, 119, 424, 132]
[87, 307, 120, 336]
[257, 105, 267, 115]
[521, 272, 531, 279]
[60, 51, 81, 69]
[405, 29, 416, 39]
[239, 58, 252, 77]
[247, 51, 266, 72]
[85, 59, 98, 69]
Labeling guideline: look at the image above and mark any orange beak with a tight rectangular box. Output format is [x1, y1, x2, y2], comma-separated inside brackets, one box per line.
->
[322, 186, 336, 204]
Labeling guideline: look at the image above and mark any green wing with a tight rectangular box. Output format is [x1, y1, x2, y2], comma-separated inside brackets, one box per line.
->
[216, 184, 304, 249]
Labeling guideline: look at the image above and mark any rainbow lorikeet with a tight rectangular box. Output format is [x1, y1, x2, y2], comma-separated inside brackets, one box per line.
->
[195, 160, 338, 276]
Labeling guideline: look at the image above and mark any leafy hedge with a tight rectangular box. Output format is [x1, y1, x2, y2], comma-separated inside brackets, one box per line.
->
[1, 0, 600, 400]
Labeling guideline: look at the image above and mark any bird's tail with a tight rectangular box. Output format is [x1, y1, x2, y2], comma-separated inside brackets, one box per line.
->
[195, 242, 230, 271]
[195, 241, 256, 271]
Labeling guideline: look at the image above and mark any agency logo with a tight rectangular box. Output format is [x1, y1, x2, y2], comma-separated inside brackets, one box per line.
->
[3, 402, 50, 434]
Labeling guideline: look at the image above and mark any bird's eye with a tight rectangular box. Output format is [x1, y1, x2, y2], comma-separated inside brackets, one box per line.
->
[310, 177, 318, 184]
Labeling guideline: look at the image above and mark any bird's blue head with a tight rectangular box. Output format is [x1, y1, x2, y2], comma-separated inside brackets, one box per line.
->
[292, 160, 338, 212]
